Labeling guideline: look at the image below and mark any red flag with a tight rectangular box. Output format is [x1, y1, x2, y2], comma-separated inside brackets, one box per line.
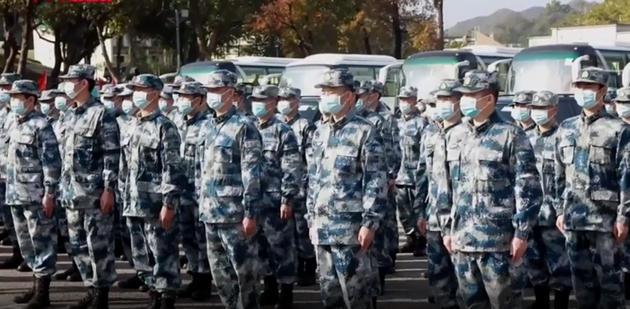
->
[37, 72, 47, 91]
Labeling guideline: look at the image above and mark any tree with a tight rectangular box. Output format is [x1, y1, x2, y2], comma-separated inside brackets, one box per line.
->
[563, 0, 630, 26]
[432, 0, 444, 50]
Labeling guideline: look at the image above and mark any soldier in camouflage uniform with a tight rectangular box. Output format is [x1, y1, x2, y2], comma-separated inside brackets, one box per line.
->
[233, 83, 251, 117]
[307, 69, 386, 309]
[200, 70, 263, 309]
[277, 86, 317, 287]
[5, 80, 62, 309]
[172, 81, 213, 301]
[614, 87, 630, 299]
[441, 70, 541, 309]
[159, 85, 175, 114]
[419, 79, 463, 308]
[250, 85, 302, 308]
[59, 64, 120, 309]
[118, 85, 137, 117]
[511, 91, 537, 142]
[0, 73, 23, 269]
[422, 91, 443, 123]
[605, 87, 618, 117]
[124, 74, 183, 309]
[100, 86, 123, 116]
[555, 67, 630, 309]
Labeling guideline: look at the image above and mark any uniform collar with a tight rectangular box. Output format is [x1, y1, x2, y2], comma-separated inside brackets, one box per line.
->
[285, 113, 301, 125]
[258, 115, 277, 129]
[214, 106, 236, 124]
[138, 109, 161, 122]
[72, 97, 97, 115]
[536, 124, 558, 137]
[580, 107, 606, 125]
[467, 111, 501, 134]
[17, 109, 37, 124]
[331, 111, 356, 130]
[186, 109, 209, 125]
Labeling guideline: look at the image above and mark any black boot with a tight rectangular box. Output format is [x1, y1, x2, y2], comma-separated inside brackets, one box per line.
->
[296, 258, 306, 286]
[67, 287, 94, 309]
[117, 274, 144, 290]
[18, 260, 32, 272]
[146, 291, 161, 309]
[260, 276, 279, 306]
[554, 290, 570, 309]
[0, 228, 9, 241]
[25, 276, 51, 309]
[67, 269, 82, 282]
[372, 297, 377, 309]
[14, 276, 36, 303]
[179, 272, 200, 298]
[413, 236, 426, 257]
[625, 273, 630, 299]
[1, 237, 11, 246]
[190, 273, 212, 301]
[179, 255, 188, 268]
[300, 258, 317, 286]
[274, 284, 293, 309]
[159, 293, 175, 309]
[87, 288, 109, 309]
[428, 296, 435, 303]
[526, 286, 550, 309]
[0, 243, 23, 269]
[54, 261, 78, 280]
[399, 235, 417, 253]
[57, 234, 67, 254]
[378, 267, 386, 296]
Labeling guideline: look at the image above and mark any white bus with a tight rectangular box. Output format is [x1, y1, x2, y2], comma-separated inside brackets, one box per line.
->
[226, 56, 300, 85]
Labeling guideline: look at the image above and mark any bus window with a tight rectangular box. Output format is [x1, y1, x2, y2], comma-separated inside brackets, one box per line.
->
[599, 50, 627, 75]
[240, 66, 267, 86]
[267, 67, 285, 74]
[346, 67, 377, 83]
[383, 66, 402, 97]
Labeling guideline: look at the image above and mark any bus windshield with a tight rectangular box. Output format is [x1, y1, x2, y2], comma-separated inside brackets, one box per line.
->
[280, 65, 330, 97]
[403, 57, 458, 99]
[509, 51, 578, 94]
[179, 64, 220, 84]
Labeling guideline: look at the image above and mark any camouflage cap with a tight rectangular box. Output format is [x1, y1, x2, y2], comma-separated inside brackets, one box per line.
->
[455, 70, 499, 93]
[204, 70, 238, 89]
[397, 86, 418, 98]
[250, 85, 279, 100]
[40, 89, 62, 101]
[278, 87, 301, 99]
[117, 84, 133, 97]
[101, 85, 123, 99]
[357, 80, 376, 95]
[511, 91, 535, 105]
[6, 80, 40, 97]
[173, 75, 195, 87]
[0, 73, 21, 86]
[434, 79, 462, 97]
[531, 91, 558, 107]
[615, 87, 630, 102]
[59, 64, 96, 80]
[160, 85, 174, 100]
[99, 84, 114, 95]
[573, 67, 608, 86]
[371, 81, 384, 94]
[314, 69, 354, 89]
[128, 74, 164, 91]
[174, 81, 206, 95]
[422, 90, 437, 104]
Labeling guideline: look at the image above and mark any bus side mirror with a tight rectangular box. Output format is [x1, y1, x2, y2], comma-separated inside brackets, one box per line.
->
[571, 55, 590, 81]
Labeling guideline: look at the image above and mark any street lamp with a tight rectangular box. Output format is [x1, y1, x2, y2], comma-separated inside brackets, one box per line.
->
[173, 8, 188, 72]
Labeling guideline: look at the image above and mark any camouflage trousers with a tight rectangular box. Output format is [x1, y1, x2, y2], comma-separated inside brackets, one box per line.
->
[179, 197, 210, 274]
[395, 185, 418, 236]
[257, 207, 298, 284]
[372, 216, 393, 269]
[11, 204, 58, 278]
[316, 245, 375, 309]
[294, 200, 315, 259]
[384, 193, 399, 254]
[452, 251, 524, 309]
[426, 231, 459, 308]
[524, 226, 572, 291]
[205, 223, 260, 309]
[0, 183, 17, 244]
[55, 204, 72, 254]
[566, 231, 625, 309]
[127, 216, 182, 293]
[113, 200, 134, 267]
[66, 208, 117, 287]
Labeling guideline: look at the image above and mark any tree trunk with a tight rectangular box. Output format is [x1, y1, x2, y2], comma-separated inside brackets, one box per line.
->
[115, 35, 122, 75]
[17, 2, 34, 75]
[185, 31, 199, 63]
[434, 0, 445, 50]
[391, 2, 402, 59]
[2, 12, 18, 74]
[361, 27, 372, 54]
[50, 28, 62, 88]
[124, 27, 137, 80]
[188, 0, 208, 61]
[96, 25, 120, 82]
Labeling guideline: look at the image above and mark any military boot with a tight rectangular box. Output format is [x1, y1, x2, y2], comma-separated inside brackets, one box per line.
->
[179, 255, 188, 268]
[399, 235, 417, 253]
[260, 276, 279, 306]
[0, 228, 9, 241]
[1, 237, 11, 246]
[0, 242, 23, 269]
[87, 288, 109, 309]
[526, 286, 550, 309]
[625, 273, 630, 299]
[413, 236, 426, 257]
[146, 291, 161, 309]
[427, 296, 435, 303]
[54, 259, 78, 280]
[14, 276, 36, 303]
[296, 258, 306, 286]
[25, 276, 51, 309]
[378, 268, 386, 296]
[301, 257, 317, 286]
[178, 273, 199, 298]
[18, 260, 32, 272]
[554, 290, 570, 309]
[117, 274, 145, 290]
[190, 273, 212, 301]
[67, 287, 94, 309]
[274, 284, 293, 309]
[159, 293, 175, 309]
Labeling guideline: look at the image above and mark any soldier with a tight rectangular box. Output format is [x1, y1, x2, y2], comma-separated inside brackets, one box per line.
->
[233, 83, 249, 115]
[171, 75, 195, 103]
[614, 87, 630, 299]
[5, 80, 61, 309]
[124, 74, 183, 309]
[100, 86, 123, 116]
[511, 91, 537, 142]
[555, 67, 630, 309]
[420, 79, 462, 309]
[172, 81, 213, 301]
[54, 83, 73, 115]
[423, 91, 442, 123]
[307, 69, 387, 309]
[0, 73, 23, 269]
[59, 64, 120, 309]
[442, 70, 541, 309]
[159, 85, 175, 114]
[200, 70, 263, 309]
[605, 87, 618, 117]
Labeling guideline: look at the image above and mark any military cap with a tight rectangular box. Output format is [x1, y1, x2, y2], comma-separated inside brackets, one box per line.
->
[250, 85, 279, 100]
[40, 89, 63, 101]
[173, 75, 195, 87]
[99, 84, 113, 94]
[455, 70, 499, 93]
[6, 80, 40, 97]
[235, 83, 245, 95]
[101, 85, 123, 98]
[531, 91, 558, 107]
[434, 79, 462, 97]
[397, 86, 418, 98]
[0, 73, 21, 86]
[314, 69, 354, 89]
[174, 81, 206, 95]
[511, 91, 535, 105]
[371, 81, 384, 94]
[160, 85, 174, 100]
[117, 84, 133, 97]
[59, 64, 96, 80]
[278, 87, 301, 99]
[128, 74, 164, 91]
[423, 90, 437, 104]
[573, 67, 608, 86]
[204, 70, 238, 89]
[357, 80, 376, 95]
[615, 87, 630, 102]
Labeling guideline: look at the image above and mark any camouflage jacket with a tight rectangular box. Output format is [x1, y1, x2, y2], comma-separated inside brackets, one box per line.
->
[376, 101, 400, 177]
[285, 115, 316, 200]
[532, 124, 561, 227]
[181, 110, 211, 204]
[117, 114, 137, 206]
[0, 107, 17, 183]
[396, 111, 430, 186]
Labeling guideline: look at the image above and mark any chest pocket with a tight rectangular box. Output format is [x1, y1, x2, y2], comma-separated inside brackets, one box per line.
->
[476, 150, 506, 191]
[73, 122, 98, 169]
[541, 150, 555, 175]
[446, 148, 460, 181]
[139, 135, 160, 166]
[558, 139, 575, 164]
[262, 141, 280, 162]
[16, 133, 38, 162]
[403, 134, 420, 167]
[212, 139, 233, 164]
[333, 150, 359, 176]
[588, 139, 614, 166]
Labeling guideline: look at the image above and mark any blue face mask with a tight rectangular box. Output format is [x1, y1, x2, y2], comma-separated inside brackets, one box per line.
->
[178, 98, 193, 115]
[252, 102, 268, 117]
[460, 96, 487, 118]
[55, 97, 68, 111]
[436, 100, 456, 120]
[355, 99, 364, 111]
[40, 103, 52, 115]
[428, 107, 443, 121]
[319, 94, 344, 114]
[510, 107, 530, 122]
[103, 100, 116, 113]
[277, 100, 292, 115]
[132, 91, 151, 110]
[575, 89, 598, 109]
[399, 102, 411, 115]
[531, 109, 552, 125]
[605, 104, 615, 115]
[206, 92, 224, 110]
[63, 81, 82, 99]
[0, 93, 9, 105]
[617, 103, 630, 118]
[122, 100, 135, 115]
[91, 88, 99, 98]
[10, 97, 26, 115]
[159, 99, 170, 112]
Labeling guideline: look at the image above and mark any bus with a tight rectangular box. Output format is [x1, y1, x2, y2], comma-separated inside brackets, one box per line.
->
[226, 56, 299, 85]
[178, 61, 247, 85]
[280, 53, 398, 120]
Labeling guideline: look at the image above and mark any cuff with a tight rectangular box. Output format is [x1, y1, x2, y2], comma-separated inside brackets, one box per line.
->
[514, 229, 528, 240]
[361, 219, 379, 231]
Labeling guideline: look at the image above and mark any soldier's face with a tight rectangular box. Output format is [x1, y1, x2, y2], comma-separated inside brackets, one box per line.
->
[573, 83, 606, 101]
[12, 94, 34, 111]
[207, 87, 234, 103]
[400, 98, 416, 107]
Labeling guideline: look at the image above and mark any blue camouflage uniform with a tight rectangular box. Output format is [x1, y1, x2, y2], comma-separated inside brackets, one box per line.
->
[124, 75, 183, 302]
[616, 87, 630, 279]
[555, 67, 629, 309]
[443, 70, 541, 309]
[200, 70, 263, 309]
[511, 91, 538, 145]
[162, 85, 186, 136]
[307, 69, 387, 309]
[418, 80, 461, 309]
[59, 65, 120, 293]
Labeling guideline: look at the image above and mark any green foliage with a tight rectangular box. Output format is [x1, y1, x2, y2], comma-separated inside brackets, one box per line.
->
[563, 0, 630, 26]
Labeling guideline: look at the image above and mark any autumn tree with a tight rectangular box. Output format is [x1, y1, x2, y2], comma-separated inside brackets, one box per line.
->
[563, 0, 630, 26]
[432, 0, 444, 50]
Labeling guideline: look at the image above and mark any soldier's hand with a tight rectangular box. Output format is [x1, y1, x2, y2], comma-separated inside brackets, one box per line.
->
[242, 217, 257, 238]
[160, 206, 174, 230]
[358, 226, 375, 253]
[615, 222, 629, 245]
[42, 193, 55, 218]
[510, 237, 527, 263]
[417, 219, 426, 236]
[555, 215, 565, 235]
[442, 236, 453, 254]
[100, 189, 115, 215]
[280, 204, 293, 220]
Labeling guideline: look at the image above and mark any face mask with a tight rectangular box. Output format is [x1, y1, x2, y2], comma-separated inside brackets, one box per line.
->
[10, 97, 26, 115]
[63, 81, 81, 99]
[399, 102, 411, 115]
[531, 109, 552, 126]
[575, 89, 598, 109]
[428, 107, 443, 121]
[511, 108, 530, 122]
[122, 99, 135, 115]
[355, 99, 364, 112]
[206, 93, 224, 110]
[159, 99, 169, 113]
[605, 104, 615, 115]
[0, 93, 9, 105]
[617, 103, 630, 118]
[277, 100, 292, 115]
[436, 100, 456, 120]
[460, 95, 489, 118]
[178, 98, 193, 115]
[91, 88, 99, 98]
[40, 103, 52, 115]
[319, 94, 344, 114]
[132, 91, 151, 110]
[252, 102, 268, 117]
[102, 99, 116, 113]
[55, 97, 68, 111]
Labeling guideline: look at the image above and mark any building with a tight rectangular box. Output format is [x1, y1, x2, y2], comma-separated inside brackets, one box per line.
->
[529, 24, 630, 47]
[444, 26, 505, 48]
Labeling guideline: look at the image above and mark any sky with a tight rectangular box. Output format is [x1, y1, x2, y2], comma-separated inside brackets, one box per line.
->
[444, 0, 605, 28]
